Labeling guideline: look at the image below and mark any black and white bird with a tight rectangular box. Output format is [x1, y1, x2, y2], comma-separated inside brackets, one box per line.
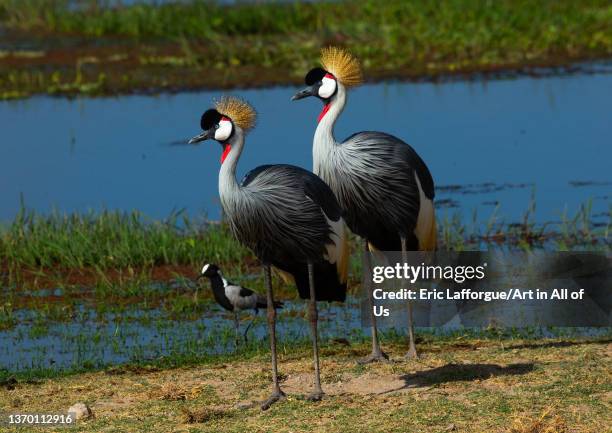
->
[198, 263, 282, 343]
[188, 96, 349, 409]
[293, 47, 437, 362]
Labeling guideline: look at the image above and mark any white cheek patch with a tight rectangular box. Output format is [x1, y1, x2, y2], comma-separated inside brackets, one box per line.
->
[318, 76, 337, 99]
[201, 264, 209, 274]
[214, 120, 232, 141]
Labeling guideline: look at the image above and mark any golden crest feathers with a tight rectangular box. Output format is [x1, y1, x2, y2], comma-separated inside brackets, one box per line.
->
[214, 96, 256, 131]
[320, 46, 363, 88]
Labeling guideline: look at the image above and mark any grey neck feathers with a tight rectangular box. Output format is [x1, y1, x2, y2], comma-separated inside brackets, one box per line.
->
[313, 83, 346, 175]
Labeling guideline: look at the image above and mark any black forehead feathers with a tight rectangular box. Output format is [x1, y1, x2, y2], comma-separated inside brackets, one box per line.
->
[200, 109, 222, 130]
[305, 67, 328, 85]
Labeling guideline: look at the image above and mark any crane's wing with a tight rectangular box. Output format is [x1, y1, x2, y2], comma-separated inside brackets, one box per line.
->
[298, 167, 349, 287]
[237, 164, 349, 301]
[344, 131, 435, 200]
[340, 131, 436, 250]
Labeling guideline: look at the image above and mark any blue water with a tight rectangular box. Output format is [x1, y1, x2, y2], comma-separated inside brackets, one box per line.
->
[2, 297, 608, 372]
[0, 299, 362, 372]
[1, 66, 611, 225]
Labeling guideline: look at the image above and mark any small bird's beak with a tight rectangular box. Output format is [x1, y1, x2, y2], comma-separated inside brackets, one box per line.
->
[188, 129, 213, 145]
[291, 86, 315, 101]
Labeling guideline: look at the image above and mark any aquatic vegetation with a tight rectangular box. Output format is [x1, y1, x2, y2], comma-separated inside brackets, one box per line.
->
[0, 0, 611, 99]
[1, 202, 609, 299]
[1, 206, 249, 274]
[0, 200, 608, 379]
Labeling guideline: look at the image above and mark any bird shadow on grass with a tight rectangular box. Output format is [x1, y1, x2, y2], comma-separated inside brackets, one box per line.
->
[388, 362, 534, 392]
[504, 338, 611, 351]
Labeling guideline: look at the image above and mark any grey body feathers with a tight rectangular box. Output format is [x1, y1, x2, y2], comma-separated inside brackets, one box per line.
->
[223, 164, 341, 265]
[316, 131, 434, 250]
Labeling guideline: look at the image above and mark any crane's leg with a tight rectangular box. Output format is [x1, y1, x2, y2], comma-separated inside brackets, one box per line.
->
[306, 261, 324, 401]
[233, 311, 240, 346]
[261, 264, 285, 410]
[359, 239, 389, 364]
[401, 235, 418, 359]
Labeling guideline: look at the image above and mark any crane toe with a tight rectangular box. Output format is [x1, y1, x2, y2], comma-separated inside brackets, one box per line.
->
[404, 347, 418, 360]
[260, 389, 286, 411]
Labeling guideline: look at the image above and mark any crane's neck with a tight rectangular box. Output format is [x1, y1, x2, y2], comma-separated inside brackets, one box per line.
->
[218, 127, 245, 202]
[313, 83, 346, 175]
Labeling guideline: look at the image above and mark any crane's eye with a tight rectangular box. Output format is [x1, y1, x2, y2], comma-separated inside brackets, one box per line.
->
[215, 124, 220, 130]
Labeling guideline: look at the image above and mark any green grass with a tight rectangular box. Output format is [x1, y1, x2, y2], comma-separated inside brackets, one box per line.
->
[0, 200, 608, 316]
[1, 0, 610, 48]
[0, 0, 611, 99]
[1, 206, 249, 274]
[1, 201, 609, 290]
[1, 335, 610, 432]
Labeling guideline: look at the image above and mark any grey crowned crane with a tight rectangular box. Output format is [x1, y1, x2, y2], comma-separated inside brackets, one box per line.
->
[198, 263, 283, 343]
[292, 47, 437, 362]
[188, 97, 349, 409]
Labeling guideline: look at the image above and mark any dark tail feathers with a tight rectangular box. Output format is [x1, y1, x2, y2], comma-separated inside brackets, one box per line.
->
[291, 260, 347, 302]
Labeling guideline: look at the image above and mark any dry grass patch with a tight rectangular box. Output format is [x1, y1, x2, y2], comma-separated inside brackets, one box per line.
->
[180, 406, 231, 424]
[510, 409, 567, 433]
[0, 338, 609, 432]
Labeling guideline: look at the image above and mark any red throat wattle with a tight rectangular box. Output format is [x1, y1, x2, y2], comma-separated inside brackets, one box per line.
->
[221, 144, 231, 164]
[318, 103, 331, 123]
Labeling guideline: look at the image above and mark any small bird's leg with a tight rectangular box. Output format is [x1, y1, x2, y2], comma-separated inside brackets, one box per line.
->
[234, 311, 240, 346]
[260, 264, 285, 410]
[306, 261, 324, 401]
[243, 313, 257, 343]
[401, 235, 418, 359]
[359, 239, 389, 364]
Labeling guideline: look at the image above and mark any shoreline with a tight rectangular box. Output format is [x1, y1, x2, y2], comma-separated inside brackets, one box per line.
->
[1, 53, 611, 101]
[1, 0, 611, 100]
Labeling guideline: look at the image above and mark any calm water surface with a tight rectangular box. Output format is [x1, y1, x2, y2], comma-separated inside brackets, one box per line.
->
[1, 66, 611, 225]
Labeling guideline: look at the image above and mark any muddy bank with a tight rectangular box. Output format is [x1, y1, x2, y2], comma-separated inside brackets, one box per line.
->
[1, 31, 610, 100]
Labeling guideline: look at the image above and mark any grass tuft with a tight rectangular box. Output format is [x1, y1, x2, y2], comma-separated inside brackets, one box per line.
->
[510, 409, 568, 433]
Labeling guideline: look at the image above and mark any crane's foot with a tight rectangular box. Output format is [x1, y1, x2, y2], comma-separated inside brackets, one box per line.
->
[260, 389, 286, 411]
[404, 347, 418, 360]
[357, 350, 389, 365]
[305, 390, 324, 402]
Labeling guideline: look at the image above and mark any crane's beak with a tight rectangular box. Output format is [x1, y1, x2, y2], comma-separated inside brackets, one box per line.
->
[291, 86, 315, 101]
[188, 129, 213, 145]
